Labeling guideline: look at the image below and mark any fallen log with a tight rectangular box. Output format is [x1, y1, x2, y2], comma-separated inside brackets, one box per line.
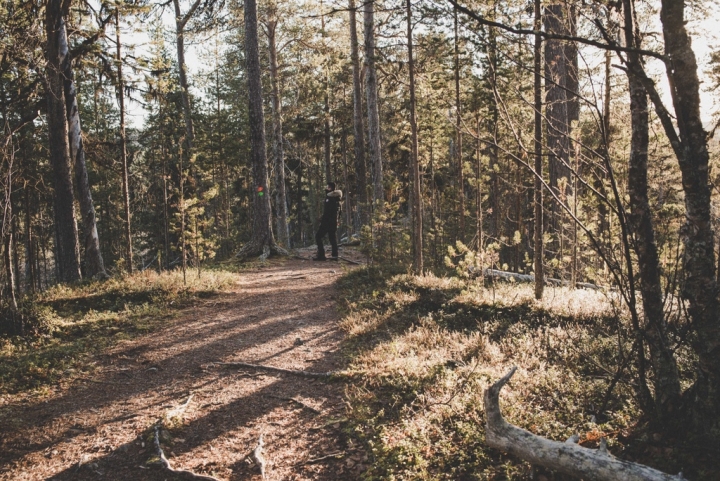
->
[481, 268, 602, 290]
[484, 368, 683, 481]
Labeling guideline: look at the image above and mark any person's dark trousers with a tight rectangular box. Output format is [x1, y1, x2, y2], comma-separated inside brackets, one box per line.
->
[315, 224, 338, 258]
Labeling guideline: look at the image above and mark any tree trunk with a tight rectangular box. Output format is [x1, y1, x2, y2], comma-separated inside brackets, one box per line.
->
[533, 0, 543, 300]
[321, 7, 332, 185]
[238, 0, 285, 259]
[62, 30, 106, 279]
[23, 184, 35, 293]
[45, 0, 81, 283]
[544, 3, 574, 270]
[349, 0, 367, 228]
[115, 10, 133, 272]
[363, 0, 383, 208]
[172, 0, 198, 149]
[623, 0, 682, 424]
[406, 0, 422, 274]
[2, 153, 17, 307]
[266, 14, 290, 248]
[659, 0, 720, 438]
[454, 7, 464, 243]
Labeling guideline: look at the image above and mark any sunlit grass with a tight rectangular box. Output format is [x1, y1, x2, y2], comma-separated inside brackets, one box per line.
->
[337, 268, 684, 480]
[0, 268, 237, 395]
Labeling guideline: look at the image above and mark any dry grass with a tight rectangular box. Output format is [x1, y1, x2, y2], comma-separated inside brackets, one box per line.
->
[337, 268, 691, 480]
[0, 268, 237, 395]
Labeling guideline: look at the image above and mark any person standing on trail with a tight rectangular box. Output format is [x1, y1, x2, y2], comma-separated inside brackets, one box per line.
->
[313, 182, 343, 261]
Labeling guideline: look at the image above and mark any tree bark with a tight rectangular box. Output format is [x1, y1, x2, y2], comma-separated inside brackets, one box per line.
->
[321, 6, 332, 185]
[237, 0, 285, 259]
[349, 0, 367, 228]
[544, 3, 575, 268]
[622, 0, 681, 423]
[115, 10, 133, 272]
[173, 0, 201, 149]
[266, 12, 290, 248]
[533, 0, 543, 300]
[23, 184, 35, 293]
[45, 0, 81, 283]
[454, 6, 464, 242]
[659, 0, 720, 438]
[62, 28, 106, 279]
[2, 150, 17, 307]
[363, 0, 383, 208]
[406, 0, 422, 274]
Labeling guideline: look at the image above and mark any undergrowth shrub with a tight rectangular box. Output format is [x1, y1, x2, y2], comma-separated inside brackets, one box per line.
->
[337, 268, 698, 479]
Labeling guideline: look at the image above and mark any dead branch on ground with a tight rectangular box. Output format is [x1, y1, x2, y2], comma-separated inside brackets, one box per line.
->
[484, 368, 684, 481]
[218, 361, 337, 379]
[482, 268, 602, 290]
[296, 451, 345, 465]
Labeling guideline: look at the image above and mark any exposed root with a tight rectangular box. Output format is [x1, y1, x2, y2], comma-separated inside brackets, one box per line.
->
[236, 241, 289, 261]
[250, 434, 266, 479]
[218, 361, 337, 379]
[153, 424, 222, 481]
[266, 394, 322, 414]
[164, 394, 193, 425]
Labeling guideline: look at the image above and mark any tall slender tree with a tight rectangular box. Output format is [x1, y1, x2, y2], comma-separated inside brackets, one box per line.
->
[172, 0, 203, 149]
[237, 0, 285, 259]
[63, 22, 107, 279]
[533, 0, 543, 300]
[349, 0, 367, 228]
[406, 0, 422, 274]
[364, 0, 383, 207]
[657, 0, 720, 435]
[265, 3, 290, 247]
[115, 9, 133, 272]
[453, 6, 464, 242]
[46, 0, 81, 282]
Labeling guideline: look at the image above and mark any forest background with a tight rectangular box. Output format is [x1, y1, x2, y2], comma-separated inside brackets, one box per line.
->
[3, 0, 720, 478]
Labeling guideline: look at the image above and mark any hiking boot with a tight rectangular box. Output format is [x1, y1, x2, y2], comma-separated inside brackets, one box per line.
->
[312, 256, 327, 261]
[329, 256, 339, 261]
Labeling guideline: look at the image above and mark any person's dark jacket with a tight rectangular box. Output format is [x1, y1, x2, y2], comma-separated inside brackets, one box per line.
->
[320, 189, 343, 228]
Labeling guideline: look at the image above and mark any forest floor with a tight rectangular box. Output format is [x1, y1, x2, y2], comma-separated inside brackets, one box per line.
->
[2, 250, 718, 481]
[0, 247, 367, 481]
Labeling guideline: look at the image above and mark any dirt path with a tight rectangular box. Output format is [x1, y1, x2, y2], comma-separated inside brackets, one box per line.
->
[0, 256, 364, 481]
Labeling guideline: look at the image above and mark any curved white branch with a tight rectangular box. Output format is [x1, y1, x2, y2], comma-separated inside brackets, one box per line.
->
[484, 368, 683, 481]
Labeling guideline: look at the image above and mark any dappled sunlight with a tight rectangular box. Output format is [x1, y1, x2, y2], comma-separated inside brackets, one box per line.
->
[0, 260, 351, 480]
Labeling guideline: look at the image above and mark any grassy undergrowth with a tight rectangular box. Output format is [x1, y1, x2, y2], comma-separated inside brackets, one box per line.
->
[337, 267, 710, 480]
[0, 269, 237, 395]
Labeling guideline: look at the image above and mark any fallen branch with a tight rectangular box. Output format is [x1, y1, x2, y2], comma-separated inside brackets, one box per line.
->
[266, 394, 322, 414]
[482, 268, 602, 290]
[153, 425, 222, 481]
[338, 256, 362, 265]
[297, 451, 345, 465]
[484, 368, 684, 481]
[293, 254, 363, 265]
[218, 361, 337, 379]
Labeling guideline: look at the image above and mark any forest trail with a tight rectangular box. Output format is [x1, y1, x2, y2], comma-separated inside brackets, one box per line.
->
[0, 252, 366, 481]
